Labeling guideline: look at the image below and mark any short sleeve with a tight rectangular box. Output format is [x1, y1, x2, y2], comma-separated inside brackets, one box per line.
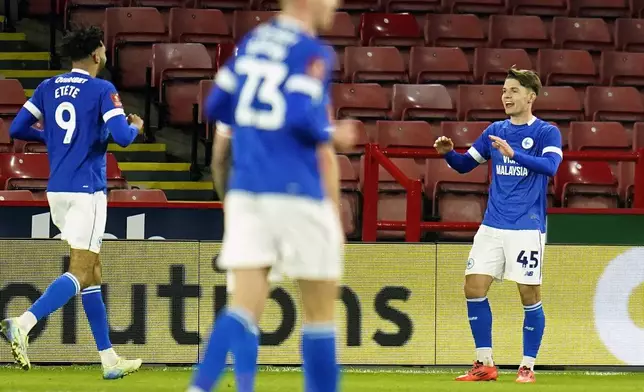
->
[467, 123, 494, 163]
[99, 82, 126, 123]
[23, 79, 47, 121]
[541, 125, 563, 159]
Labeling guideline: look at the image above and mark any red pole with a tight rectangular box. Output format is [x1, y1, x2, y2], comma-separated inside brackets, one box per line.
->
[634, 148, 644, 208]
[405, 179, 423, 242]
[361, 143, 379, 242]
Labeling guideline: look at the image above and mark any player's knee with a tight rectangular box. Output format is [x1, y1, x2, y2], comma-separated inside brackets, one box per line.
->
[463, 275, 491, 299]
[298, 280, 338, 324]
[517, 284, 541, 306]
[68, 249, 100, 289]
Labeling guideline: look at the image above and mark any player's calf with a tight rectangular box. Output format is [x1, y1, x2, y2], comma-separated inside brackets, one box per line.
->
[298, 279, 340, 392]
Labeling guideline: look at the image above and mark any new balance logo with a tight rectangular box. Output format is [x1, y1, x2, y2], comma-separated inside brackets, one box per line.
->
[468, 317, 478, 321]
[524, 326, 535, 331]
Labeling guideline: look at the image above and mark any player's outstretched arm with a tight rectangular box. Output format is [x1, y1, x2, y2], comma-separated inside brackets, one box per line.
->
[100, 84, 139, 147]
[434, 136, 479, 174]
[9, 83, 46, 143]
[9, 109, 46, 143]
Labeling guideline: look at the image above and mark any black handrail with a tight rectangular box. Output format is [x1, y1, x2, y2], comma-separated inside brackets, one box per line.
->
[3, 0, 15, 32]
[49, 0, 61, 69]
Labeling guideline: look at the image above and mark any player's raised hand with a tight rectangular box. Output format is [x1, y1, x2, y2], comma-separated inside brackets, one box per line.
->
[127, 114, 144, 134]
[332, 119, 358, 152]
[434, 136, 454, 155]
[489, 135, 514, 158]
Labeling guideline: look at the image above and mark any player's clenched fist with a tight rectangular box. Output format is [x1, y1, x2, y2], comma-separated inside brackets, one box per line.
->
[434, 136, 454, 155]
[127, 114, 144, 134]
[332, 119, 358, 152]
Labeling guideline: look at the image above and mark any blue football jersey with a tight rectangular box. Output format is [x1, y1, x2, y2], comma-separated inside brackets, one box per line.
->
[17, 68, 138, 193]
[467, 117, 562, 232]
[205, 16, 335, 201]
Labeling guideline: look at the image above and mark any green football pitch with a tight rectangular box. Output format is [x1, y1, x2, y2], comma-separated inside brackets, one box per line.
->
[1, 366, 644, 392]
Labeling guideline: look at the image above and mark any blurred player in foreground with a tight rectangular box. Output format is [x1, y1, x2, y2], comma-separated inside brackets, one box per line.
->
[2, 26, 143, 379]
[186, 0, 356, 390]
[434, 68, 562, 383]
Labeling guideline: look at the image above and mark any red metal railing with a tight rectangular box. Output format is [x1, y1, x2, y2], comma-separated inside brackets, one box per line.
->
[361, 144, 644, 242]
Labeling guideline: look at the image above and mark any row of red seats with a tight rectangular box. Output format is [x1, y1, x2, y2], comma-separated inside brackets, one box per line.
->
[95, 8, 644, 89]
[329, 47, 644, 86]
[329, 83, 644, 123]
[0, 189, 168, 202]
[27, 0, 644, 19]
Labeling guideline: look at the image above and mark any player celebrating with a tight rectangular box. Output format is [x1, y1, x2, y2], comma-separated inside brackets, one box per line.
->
[434, 68, 562, 383]
[186, 0, 356, 390]
[2, 26, 143, 379]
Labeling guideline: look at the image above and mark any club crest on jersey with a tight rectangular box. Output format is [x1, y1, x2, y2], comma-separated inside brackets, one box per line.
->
[467, 258, 475, 269]
[522, 137, 534, 149]
[111, 93, 123, 108]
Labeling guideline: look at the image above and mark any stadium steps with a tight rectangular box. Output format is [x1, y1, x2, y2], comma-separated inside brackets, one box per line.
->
[108, 143, 213, 200]
[0, 23, 214, 202]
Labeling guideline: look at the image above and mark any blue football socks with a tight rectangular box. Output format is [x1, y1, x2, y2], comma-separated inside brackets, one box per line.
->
[81, 285, 112, 351]
[467, 297, 494, 365]
[302, 323, 339, 392]
[190, 307, 259, 392]
[522, 301, 545, 368]
[28, 272, 80, 323]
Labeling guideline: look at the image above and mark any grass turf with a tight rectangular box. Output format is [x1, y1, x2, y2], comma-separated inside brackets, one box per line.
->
[1, 366, 644, 392]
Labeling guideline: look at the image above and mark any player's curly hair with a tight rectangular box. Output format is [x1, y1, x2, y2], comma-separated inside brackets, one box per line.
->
[60, 26, 104, 62]
[506, 67, 542, 96]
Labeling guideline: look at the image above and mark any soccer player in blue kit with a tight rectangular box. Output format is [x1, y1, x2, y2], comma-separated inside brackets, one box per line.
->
[1, 26, 143, 379]
[185, 0, 357, 389]
[434, 68, 562, 383]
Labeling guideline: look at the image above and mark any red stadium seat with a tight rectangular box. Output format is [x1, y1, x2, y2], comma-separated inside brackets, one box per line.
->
[215, 42, 236, 70]
[64, 0, 125, 31]
[457, 85, 505, 121]
[488, 15, 550, 49]
[409, 47, 472, 84]
[359, 13, 423, 47]
[360, 156, 423, 239]
[473, 48, 532, 84]
[615, 18, 644, 52]
[0, 153, 124, 193]
[198, 0, 252, 11]
[584, 86, 644, 122]
[104, 7, 168, 89]
[600, 51, 644, 87]
[619, 161, 635, 206]
[425, 14, 486, 48]
[150, 43, 215, 126]
[320, 12, 358, 49]
[382, 0, 441, 13]
[568, 121, 630, 151]
[331, 83, 389, 120]
[0, 119, 11, 153]
[339, 193, 358, 238]
[552, 17, 613, 52]
[570, 0, 630, 17]
[108, 189, 168, 202]
[391, 84, 456, 121]
[537, 49, 597, 86]
[425, 159, 488, 240]
[0, 190, 35, 201]
[440, 121, 490, 148]
[343, 47, 407, 84]
[443, 0, 508, 15]
[555, 160, 619, 208]
[132, 0, 192, 24]
[509, 0, 568, 16]
[532, 86, 584, 122]
[375, 120, 434, 148]
[168, 8, 231, 64]
[0, 79, 26, 119]
[232, 11, 277, 41]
